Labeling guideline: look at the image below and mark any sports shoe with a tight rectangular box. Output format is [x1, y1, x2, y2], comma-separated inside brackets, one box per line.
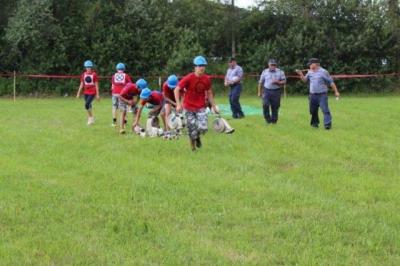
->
[111, 122, 117, 127]
[119, 128, 126, 134]
[87, 117, 95, 125]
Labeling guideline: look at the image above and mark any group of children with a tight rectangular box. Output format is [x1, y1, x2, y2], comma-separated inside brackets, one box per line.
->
[76, 56, 218, 151]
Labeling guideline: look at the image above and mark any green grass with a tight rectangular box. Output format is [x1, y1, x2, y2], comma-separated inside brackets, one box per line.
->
[0, 96, 399, 265]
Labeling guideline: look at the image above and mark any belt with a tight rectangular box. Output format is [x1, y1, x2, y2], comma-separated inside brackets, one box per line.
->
[264, 87, 280, 90]
[310, 92, 327, 95]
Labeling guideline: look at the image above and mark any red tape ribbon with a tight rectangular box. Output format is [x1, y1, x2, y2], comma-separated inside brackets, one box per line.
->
[0, 72, 399, 80]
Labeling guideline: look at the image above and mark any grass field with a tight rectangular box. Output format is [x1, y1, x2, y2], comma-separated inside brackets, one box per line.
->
[0, 96, 399, 265]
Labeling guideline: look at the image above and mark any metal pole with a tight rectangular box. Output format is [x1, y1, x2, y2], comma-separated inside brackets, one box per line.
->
[158, 76, 162, 88]
[13, 70, 16, 103]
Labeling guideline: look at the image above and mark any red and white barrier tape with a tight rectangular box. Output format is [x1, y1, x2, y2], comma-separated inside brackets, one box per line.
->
[0, 72, 399, 80]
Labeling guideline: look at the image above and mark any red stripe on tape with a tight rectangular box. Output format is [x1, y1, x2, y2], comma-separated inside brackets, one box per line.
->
[1, 72, 399, 80]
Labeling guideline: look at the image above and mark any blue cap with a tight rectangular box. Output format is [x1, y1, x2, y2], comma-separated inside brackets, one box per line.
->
[193, 56, 207, 66]
[136, 79, 148, 90]
[84, 60, 94, 68]
[140, 88, 151, 99]
[116, 63, 125, 71]
[166, 75, 178, 89]
[268, 59, 277, 65]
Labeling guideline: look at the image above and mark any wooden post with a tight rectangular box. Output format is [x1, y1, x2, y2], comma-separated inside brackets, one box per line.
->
[13, 70, 16, 103]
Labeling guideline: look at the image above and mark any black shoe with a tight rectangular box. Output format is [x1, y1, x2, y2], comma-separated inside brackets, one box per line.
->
[195, 137, 202, 148]
[311, 124, 319, 128]
[325, 124, 332, 130]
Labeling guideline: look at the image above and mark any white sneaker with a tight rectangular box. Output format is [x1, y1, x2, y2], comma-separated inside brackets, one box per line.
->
[87, 117, 95, 125]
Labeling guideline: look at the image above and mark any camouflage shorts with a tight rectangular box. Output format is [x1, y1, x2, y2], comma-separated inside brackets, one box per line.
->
[119, 102, 138, 114]
[112, 94, 120, 108]
[185, 109, 208, 140]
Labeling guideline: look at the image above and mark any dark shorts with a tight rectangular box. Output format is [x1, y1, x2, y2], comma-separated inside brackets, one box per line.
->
[84, 94, 95, 110]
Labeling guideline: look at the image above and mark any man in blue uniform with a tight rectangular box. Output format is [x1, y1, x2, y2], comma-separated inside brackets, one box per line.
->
[224, 57, 245, 119]
[296, 58, 340, 129]
[257, 59, 286, 124]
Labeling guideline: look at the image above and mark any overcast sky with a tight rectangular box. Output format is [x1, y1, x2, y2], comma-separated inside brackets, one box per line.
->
[235, 0, 256, 8]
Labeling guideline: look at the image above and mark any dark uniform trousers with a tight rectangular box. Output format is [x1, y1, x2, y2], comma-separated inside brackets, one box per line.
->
[262, 88, 281, 123]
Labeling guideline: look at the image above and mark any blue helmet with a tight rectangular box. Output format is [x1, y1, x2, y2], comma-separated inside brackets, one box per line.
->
[140, 88, 151, 99]
[193, 56, 207, 66]
[136, 78, 148, 90]
[166, 75, 178, 89]
[84, 60, 94, 68]
[116, 63, 125, 71]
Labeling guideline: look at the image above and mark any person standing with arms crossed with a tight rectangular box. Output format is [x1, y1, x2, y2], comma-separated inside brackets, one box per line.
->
[257, 59, 286, 125]
[296, 58, 340, 129]
[224, 57, 245, 119]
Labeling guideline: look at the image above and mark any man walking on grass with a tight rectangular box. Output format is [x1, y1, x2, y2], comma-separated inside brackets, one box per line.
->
[258, 59, 286, 125]
[224, 57, 245, 119]
[296, 58, 340, 129]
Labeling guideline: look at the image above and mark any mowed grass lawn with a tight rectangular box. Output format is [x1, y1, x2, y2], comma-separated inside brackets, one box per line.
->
[0, 96, 399, 265]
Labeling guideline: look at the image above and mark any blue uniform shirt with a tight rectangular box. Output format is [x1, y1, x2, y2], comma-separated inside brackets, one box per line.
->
[305, 67, 334, 93]
[225, 65, 243, 84]
[259, 68, 286, 90]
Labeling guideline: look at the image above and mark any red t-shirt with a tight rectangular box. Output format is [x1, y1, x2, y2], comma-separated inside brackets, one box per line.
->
[162, 82, 176, 103]
[178, 73, 211, 112]
[140, 91, 164, 106]
[111, 71, 132, 94]
[120, 83, 140, 100]
[80, 71, 98, 95]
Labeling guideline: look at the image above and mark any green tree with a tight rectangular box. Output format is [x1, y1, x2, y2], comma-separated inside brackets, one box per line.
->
[4, 0, 66, 72]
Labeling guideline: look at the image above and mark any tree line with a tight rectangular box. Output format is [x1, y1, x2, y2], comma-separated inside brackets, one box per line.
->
[0, 0, 399, 95]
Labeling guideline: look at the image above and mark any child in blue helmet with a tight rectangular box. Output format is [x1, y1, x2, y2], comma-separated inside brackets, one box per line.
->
[174, 56, 218, 151]
[133, 88, 166, 132]
[162, 75, 179, 131]
[111, 63, 132, 127]
[76, 60, 100, 125]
